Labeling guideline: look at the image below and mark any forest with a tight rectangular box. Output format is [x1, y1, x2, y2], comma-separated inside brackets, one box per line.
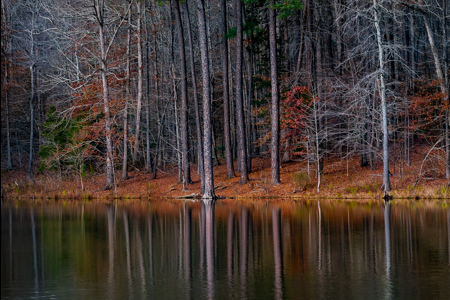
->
[1, 0, 449, 199]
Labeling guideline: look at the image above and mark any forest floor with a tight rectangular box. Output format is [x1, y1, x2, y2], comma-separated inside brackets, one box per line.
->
[1, 146, 449, 201]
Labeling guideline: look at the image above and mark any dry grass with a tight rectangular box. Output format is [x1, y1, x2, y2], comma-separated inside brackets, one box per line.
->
[2, 147, 449, 201]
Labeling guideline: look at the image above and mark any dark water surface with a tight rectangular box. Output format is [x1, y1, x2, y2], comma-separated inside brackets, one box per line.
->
[1, 198, 449, 299]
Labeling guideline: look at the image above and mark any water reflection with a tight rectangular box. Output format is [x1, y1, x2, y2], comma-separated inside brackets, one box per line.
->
[1, 199, 450, 300]
[201, 200, 215, 300]
[272, 207, 283, 300]
[384, 201, 392, 299]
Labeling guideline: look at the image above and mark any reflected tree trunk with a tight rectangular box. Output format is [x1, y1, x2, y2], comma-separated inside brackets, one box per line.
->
[123, 211, 132, 292]
[107, 206, 116, 288]
[384, 201, 392, 298]
[201, 200, 215, 300]
[227, 210, 235, 283]
[239, 206, 248, 298]
[272, 208, 283, 300]
[183, 203, 192, 291]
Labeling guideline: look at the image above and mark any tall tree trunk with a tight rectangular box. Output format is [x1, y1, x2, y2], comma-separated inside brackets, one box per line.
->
[144, 0, 152, 174]
[373, 0, 391, 195]
[132, 0, 143, 166]
[27, 5, 37, 181]
[95, 0, 115, 190]
[235, 0, 248, 184]
[174, 0, 192, 185]
[196, 0, 216, 199]
[246, 4, 254, 173]
[4, 36, 13, 171]
[269, 0, 280, 185]
[28, 62, 35, 180]
[184, 0, 205, 193]
[443, 0, 449, 181]
[220, 0, 235, 179]
[122, 1, 132, 181]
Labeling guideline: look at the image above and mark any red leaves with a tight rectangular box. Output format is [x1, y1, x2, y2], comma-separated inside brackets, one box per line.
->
[281, 85, 315, 140]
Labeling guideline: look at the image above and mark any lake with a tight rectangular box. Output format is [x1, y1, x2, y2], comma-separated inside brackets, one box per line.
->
[1, 198, 449, 299]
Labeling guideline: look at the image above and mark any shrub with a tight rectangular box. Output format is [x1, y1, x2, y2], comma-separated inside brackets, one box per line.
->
[292, 172, 310, 192]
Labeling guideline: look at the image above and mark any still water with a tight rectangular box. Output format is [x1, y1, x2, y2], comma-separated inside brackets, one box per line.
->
[1, 199, 449, 299]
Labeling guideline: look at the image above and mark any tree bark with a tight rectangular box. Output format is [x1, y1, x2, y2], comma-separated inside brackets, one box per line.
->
[132, 0, 143, 167]
[269, 0, 280, 185]
[235, 0, 248, 184]
[183, 0, 205, 192]
[4, 32, 13, 171]
[122, 1, 132, 181]
[220, 0, 235, 179]
[196, 0, 216, 199]
[28, 62, 35, 180]
[373, 0, 391, 194]
[144, 0, 152, 174]
[173, 0, 192, 185]
[95, 0, 115, 190]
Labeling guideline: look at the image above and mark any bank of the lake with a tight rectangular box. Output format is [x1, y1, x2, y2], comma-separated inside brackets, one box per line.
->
[2, 151, 449, 201]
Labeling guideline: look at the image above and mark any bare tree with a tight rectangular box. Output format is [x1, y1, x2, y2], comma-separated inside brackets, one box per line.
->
[235, 0, 248, 184]
[221, 0, 235, 179]
[132, 0, 143, 167]
[122, 0, 132, 181]
[373, 0, 391, 195]
[173, 0, 192, 186]
[184, 0, 205, 192]
[269, 0, 280, 185]
[196, 0, 216, 199]
[93, 0, 127, 190]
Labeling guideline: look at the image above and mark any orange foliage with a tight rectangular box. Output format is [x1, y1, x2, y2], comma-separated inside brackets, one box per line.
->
[409, 80, 449, 135]
[281, 85, 315, 155]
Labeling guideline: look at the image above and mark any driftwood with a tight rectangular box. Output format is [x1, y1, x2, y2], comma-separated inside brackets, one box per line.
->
[175, 193, 201, 199]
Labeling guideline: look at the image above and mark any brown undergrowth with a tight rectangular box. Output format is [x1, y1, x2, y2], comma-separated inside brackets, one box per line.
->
[1, 148, 449, 201]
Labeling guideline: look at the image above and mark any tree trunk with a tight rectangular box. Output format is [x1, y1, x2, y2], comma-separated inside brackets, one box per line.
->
[246, 4, 254, 173]
[235, 0, 248, 184]
[122, 2, 132, 181]
[4, 37, 13, 171]
[373, 0, 391, 195]
[144, 0, 152, 174]
[184, 0, 205, 192]
[196, 0, 216, 199]
[269, 0, 280, 185]
[173, 0, 192, 185]
[28, 62, 35, 180]
[220, 0, 235, 179]
[95, 0, 115, 190]
[132, 0, 143, 167]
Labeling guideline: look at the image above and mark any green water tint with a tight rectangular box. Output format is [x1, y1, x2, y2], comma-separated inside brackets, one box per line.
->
[1, 199, 449, 299]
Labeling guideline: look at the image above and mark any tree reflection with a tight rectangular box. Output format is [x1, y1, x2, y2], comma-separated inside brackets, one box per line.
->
[2, 200, 450, 300]
[201, 200, 215, 300]
[227, 210, 235, 285]
[183, 203, 192, 298]
[384, 201, 392, 299]
[239, 206, 248, 299]
[106, 205, 116, 296]
[123, 211, 133, 294]
[272, 207, 283, 300]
